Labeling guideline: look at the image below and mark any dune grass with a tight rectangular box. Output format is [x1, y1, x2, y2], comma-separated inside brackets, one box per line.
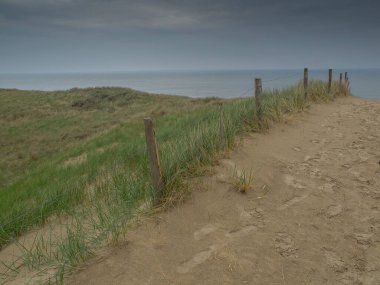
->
[0, 87, 224, 248]
[0, 80, 348, 283]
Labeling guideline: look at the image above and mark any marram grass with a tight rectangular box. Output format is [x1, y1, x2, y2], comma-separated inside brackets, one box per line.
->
[0, 80, 348, 283]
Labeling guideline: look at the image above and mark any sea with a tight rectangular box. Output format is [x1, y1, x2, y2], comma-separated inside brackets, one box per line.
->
[0, 69, 379, 99]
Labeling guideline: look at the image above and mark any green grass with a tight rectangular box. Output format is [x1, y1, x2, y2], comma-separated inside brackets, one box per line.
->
[0, 80, 348, 283]
[0, 87, 225, 247]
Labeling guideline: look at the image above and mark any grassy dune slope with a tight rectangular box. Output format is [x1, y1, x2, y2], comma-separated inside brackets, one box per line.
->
[0, 87, 224, 246]
[0, 81, 348, 283]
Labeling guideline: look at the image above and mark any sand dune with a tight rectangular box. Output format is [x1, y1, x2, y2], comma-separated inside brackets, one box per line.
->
[61, 97, 380, 284]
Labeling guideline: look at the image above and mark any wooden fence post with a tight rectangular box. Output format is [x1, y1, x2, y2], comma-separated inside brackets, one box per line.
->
[144, 117, 163, 201]
[339, 73, 343, 95]
[328, 69, 332, 94]
[255, 78, 263, 127]
[344, 72, 349, 96]
[304, 68, 308, 99]
[219, 110, 226, 148]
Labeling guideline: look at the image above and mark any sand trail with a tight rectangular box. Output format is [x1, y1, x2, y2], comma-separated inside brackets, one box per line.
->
[10, 96, 380, 284]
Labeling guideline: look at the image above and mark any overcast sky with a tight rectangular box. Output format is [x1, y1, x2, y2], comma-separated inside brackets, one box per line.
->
[0, 0, 379, 73]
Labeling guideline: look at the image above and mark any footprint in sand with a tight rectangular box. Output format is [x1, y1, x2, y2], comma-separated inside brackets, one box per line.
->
[310, 168, 322, 178]
[335, 132, 344, 138]
[349, 169, 374, 185]
[358, 150, 370, 162]
[368, 190, 380, 200]
[224, 226, 257, 239]
[277, 195, 309, 211]
[326, 204, 343, 218]
[318, 182, 336, 194]
[177, 248, 216, 274]
[304, 155, 312, 162]
[311, 138, 329, 145]
[193, 224, 220, 241]
[354, 232, 373, 246]
[277, 175, 309, 211]
[323, 248, 347, 273]
[274, 233, 297, 257]
[239, 207, 264, 226]
[310, 151, 329, 163]
[177, 225, 257, 274]
[283, 174, 306, 189]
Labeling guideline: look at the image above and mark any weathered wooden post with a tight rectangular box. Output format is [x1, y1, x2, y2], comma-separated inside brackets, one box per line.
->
[339, 73, 343, 95]
[144, 117, 163, 202]
[219, 110, 226, 148]
[255, 78, 263, 127]
[304, 68, 308, 99]
[344, 72, 349, 96]
[328, 69, 332, 94]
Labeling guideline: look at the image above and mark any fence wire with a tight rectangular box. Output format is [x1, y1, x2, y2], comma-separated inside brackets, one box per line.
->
[262, 71, 302, 83]
[236, 86, 254, 97]
[1, 69, 347, 245]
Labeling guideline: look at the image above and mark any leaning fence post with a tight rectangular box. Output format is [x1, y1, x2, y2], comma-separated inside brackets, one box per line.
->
[328, 69, 332, 94]
[255, 78, 263, 127]
[144, 117, 163, 202]
[304, 68, 308, 99]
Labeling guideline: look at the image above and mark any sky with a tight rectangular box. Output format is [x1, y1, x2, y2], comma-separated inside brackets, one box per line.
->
[0, 0, 379, 73]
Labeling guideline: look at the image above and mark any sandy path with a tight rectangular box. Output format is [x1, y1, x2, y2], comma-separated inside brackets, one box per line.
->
[67, 96, 380, 285]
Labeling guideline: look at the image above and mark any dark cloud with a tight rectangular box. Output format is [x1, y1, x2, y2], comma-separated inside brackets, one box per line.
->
[0, 0, 379, 72]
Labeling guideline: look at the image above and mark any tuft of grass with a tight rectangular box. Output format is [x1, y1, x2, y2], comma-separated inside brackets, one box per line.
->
[231, 168, 254, 193]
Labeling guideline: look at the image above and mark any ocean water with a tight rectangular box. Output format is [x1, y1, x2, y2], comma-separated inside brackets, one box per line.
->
[0, 69, 379, 99]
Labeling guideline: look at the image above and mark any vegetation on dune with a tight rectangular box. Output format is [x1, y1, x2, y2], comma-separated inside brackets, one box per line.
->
[0, 80, 348, 283]
[0, 87, 223, 245]
[0, 87, 213, 186]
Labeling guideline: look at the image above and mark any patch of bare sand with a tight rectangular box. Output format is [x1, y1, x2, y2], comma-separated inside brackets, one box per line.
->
[64, 153, 87, 167]
[5, 96, 380, 284]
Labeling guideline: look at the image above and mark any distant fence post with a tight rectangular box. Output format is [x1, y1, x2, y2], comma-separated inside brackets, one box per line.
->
[219, 110, 226, 148]
[304, 68, 308, 99]
[344, 72, 349, 96]
[339, 73, 343, 95]
[144, 117, 163, 202]
[328, 69, 332, 94]
[255, 78, 263, 127]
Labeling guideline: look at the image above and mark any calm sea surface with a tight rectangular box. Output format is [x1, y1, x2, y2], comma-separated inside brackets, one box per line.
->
[0, 69, 379, 99]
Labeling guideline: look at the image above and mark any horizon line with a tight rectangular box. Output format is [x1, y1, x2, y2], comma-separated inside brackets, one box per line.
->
[1, 67, 380, 75]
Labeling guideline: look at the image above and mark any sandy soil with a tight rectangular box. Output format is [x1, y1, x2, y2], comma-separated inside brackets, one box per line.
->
[9, 96, 380, 284]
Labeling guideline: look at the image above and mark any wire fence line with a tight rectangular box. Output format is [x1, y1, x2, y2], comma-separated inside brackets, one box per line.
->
[235, 86, 254, 97]
[262, 71, 302, 83]
[235, 72, 302, 98]
[0, 75, 294, 238]
[1, 68, 349, 246]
